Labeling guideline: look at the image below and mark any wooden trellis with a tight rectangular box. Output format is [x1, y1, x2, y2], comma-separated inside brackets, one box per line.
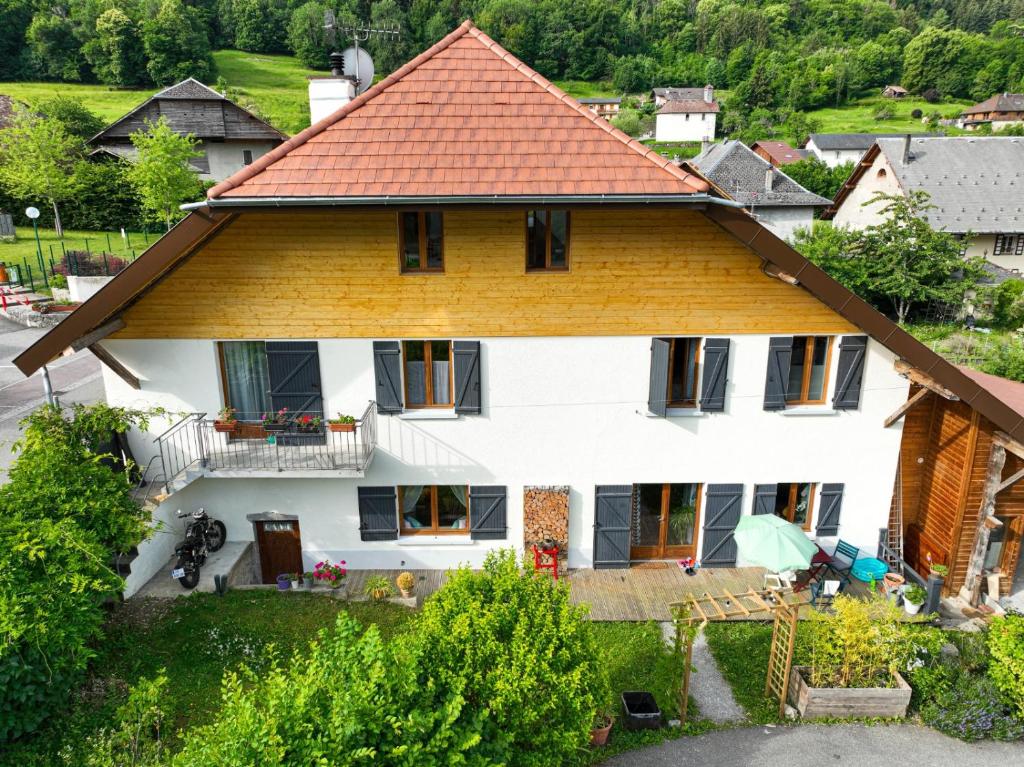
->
[764, 601, 800, 718]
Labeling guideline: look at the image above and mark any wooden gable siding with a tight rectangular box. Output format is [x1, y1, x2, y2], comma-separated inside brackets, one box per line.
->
[115, 209, 858, 339]
[890, 385, 935, 528]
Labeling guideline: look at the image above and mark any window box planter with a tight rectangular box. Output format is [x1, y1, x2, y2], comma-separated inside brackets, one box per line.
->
[213, 421, 238, 434]
[788, 666, 911, 719]
[263, 423, 289, 433]
[620, 691, 662, 730]
[329, 422, 356, 433]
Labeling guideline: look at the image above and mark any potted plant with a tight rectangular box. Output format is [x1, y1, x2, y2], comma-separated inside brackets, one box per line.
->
[295, 414, 322, 433]
[214, 406, 238, 433]
[301, 571, 315, 589]
[276, 573, 292, 591]
[903, 584, 927, 615]
[396, 571, 415, 598]
[590, 708, 614, 746]
[313, 559, 347, 588]
[929, 563, 949, 580]
[261, 407, 289, 433]
[365, 575, 395, 601]
[328, 413, 356, 433]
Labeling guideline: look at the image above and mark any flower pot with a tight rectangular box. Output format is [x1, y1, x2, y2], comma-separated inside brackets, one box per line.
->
[276, 574, 292, 591]
[329, 422, 356, 432]
[904, 599, 923, 615]
[264, 423, 288, 433]
[399, 587, 413, 598]
[620, 692, 662, 731]
[213, 421, 237, 434]
[590, 716, 613, 746]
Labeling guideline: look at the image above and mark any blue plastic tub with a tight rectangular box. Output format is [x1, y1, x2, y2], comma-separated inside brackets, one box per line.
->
[850, 557, 888, 583]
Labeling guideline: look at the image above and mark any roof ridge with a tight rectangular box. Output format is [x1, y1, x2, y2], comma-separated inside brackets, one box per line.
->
[208, 20, 477, 199]
[155, 77, 224, 100]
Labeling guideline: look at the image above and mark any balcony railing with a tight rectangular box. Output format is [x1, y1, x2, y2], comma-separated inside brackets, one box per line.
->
[155, 401, 377, 481]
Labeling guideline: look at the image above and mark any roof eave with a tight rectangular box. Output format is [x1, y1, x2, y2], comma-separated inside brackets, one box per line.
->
[185, 193, 742, 210]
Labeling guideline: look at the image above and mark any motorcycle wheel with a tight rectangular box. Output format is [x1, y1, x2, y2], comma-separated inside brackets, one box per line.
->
[207, 520, 227, 552]
[175, 557, 200, 589]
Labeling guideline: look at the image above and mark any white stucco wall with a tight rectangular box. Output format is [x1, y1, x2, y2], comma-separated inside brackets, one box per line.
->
[966, 234, 1024, 274]
[655, 112, 716, 142]
[102, 334, 908, 573]
[750, 207, 816, 242]
[199, 141, 279, 182]
[805, 141, 865, 169]
[831, 151, 904, 231]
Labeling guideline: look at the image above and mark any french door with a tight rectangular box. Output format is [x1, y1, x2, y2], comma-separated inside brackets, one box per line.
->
[630, 483, 702, 560]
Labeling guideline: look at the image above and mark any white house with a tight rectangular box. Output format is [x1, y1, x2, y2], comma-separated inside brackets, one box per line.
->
[803, 133, 909, 169]
[654, 85, 718, 142]
[21, 21, 1024, 601]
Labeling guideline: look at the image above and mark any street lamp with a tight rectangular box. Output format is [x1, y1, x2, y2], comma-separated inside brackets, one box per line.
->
[24, 206, 48, 289]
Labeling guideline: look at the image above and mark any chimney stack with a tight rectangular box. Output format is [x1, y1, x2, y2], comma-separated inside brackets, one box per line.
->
[308, 51, 356, 125]
[701, 138, 712, 154]
[765, 167, 773, 192]
[901, 133, 911, 165]
[704, 84, 714, 104]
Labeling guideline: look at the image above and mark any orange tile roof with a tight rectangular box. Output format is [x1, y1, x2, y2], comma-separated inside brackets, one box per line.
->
[209, 20, 708, 200]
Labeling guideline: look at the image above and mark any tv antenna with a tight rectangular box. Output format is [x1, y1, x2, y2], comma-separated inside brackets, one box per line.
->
[323, 12, 400, 93]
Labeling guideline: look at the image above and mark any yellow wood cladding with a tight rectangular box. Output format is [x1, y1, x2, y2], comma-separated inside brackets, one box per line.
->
[116, 209, 857, 339]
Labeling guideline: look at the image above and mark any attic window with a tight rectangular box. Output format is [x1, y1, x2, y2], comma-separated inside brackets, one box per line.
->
[242, 149, 253, 166]
[876, 168, 887, 179]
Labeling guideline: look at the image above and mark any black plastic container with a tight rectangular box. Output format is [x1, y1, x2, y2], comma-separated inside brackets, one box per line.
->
[620, 691, 663, 730]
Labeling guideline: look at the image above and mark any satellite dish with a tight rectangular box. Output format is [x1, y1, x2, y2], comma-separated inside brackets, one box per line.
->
[341, 46, 375, 94]
[24, 206, 39, 220]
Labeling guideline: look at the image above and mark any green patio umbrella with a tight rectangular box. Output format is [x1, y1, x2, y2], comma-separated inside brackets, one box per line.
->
[733, 514, 818, 573]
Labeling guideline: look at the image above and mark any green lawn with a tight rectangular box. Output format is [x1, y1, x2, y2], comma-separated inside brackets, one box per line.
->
[0, 227, 149, 285]
[553, 79, 618, 99]
[806, 95, 971, 135]
[704, 621, 782, 725]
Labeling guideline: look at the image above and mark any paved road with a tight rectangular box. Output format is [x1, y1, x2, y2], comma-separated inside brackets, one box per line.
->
[0, 316, 103, 475]
[600, 724, 1022, 766]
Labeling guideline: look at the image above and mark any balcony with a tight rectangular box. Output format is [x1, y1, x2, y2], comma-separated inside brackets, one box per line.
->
[155, 402, 377, 485]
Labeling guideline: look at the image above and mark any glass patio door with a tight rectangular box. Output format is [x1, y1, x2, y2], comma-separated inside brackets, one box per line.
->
[630, 483, 701, 560]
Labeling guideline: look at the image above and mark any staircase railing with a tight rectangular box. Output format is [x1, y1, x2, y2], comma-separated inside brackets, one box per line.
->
[155, 412, 207, 483]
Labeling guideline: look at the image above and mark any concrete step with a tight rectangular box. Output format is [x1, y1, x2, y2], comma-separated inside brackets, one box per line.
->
[131, 540, 253, 598]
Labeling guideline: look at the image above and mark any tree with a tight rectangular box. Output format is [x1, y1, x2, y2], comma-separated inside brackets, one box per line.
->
[127, 117, 204, 230]
[287, 1, 331, 69]
[25, 10, 85, 81]
[84, 7, 148, 87]
[785, 157, 853, 201]
[234, 0, 288, 53]
[0, 106, 83, 236]
[142, 0, 214, 86]
[902, 26, 985, 98]
[35, 95, 104, 141]
[613, 55, 658, 93]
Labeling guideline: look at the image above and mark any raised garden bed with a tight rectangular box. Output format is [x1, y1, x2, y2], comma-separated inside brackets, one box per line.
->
[788, 665, 911, 719]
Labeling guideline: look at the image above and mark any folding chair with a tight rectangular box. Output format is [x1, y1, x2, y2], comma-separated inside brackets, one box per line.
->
[826, 540, 860, 586]
[810, 579, 842, 608]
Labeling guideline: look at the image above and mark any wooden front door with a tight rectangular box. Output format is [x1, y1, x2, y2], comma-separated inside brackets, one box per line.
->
[630, 483, 702, 560]
[255, 519, 303, 584]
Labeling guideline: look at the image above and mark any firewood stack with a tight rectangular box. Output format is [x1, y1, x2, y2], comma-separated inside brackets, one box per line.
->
[523, 486, 569, 562]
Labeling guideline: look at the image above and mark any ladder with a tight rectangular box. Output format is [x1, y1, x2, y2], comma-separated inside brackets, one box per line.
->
[884, 456, 905, 572]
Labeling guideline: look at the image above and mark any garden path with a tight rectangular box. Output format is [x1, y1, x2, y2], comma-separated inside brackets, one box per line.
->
[660, 622, 745, 724]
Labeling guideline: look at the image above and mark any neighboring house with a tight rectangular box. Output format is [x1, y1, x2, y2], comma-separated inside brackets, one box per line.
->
[16, 21, 1024, 608]
[803, 132, 910, 168]
[961, 93, 1024, 132]
[826, 136, 1024, 272]
[687, 140, 830, 240]
[881, 85, 908, 99]
[88, 78, 288, 182]
[750, 140, 810, 167]
[653, 85, 718, 142]
[578, 97, 621, 120]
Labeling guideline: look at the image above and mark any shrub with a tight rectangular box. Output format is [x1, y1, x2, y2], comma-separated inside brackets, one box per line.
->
[981, 343, 1024, 383]
[873, 105, 895, 121]
[922, 88, 941, 103]
[921, 672, 1024, 741]
[54, 251, 131, 278]
[911, 108, 923, 119]
[992, 279, 1024, 329]
[417, 550, 608, 767]
[988, 614, 1024, 717]
[610, 109, 641, 136]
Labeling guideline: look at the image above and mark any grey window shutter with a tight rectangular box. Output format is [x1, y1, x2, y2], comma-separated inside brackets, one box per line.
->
[594, 485, 632, 569]
[700, 484, 744, 567]
[815, 484, 844, 537]
[763, 337, 793, 410]
[453, 341, 482, 414]
[832, 336, 867, 411]
[699, 338, 730, 412]
[648, 338, 670, 417]
[753, 484, 777, 515]
[372, 341, 404, 413]
[266, 341, 323, 415]
[469, 485, 506, 539]
[357, 486, 398, 541]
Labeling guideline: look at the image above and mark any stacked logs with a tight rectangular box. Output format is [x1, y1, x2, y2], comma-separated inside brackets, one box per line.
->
[523, 486, 569, 561]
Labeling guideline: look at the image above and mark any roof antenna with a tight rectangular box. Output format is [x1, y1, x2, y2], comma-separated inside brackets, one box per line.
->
[324, 12, 400, 94]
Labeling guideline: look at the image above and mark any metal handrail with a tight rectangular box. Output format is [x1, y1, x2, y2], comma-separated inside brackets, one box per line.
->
[154, 412, 206, 482]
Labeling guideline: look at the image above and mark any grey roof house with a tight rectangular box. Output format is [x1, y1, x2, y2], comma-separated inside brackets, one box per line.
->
[687, 140, 830, 241]
[803, 132, 913, 168]
[88, 78, 288, 182]
[827, 136, 1024, 274]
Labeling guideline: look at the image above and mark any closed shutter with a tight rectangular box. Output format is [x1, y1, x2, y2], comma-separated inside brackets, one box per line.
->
[453, 341, 482, 414]
[832, 336, 867, 410]
[266, 341, 323, 415]
[357, 486, 398, 541]
[753, 484, 777, 515]
[815, 484, 844, 537]
[700, 484, 744, 567]
[699, 338, 730, 412]
[593, 485, 632, 569]
[763, 337, 793, 410]
[648, 338, 670, 417]
[469, 485, 506, 539]
[373, 341, 404, 413]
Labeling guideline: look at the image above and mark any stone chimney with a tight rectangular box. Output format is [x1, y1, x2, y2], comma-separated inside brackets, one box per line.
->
[704, 84, 714, 104]
[765, 167, 773, 192]
[308, 52, 356, 125]
[901, 133, 911, 165]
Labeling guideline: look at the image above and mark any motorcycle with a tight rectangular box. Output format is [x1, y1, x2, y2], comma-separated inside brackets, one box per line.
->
[171, 508, 227, 589]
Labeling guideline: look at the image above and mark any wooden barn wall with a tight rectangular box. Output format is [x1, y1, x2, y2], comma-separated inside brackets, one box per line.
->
[889, 385, 934, 528]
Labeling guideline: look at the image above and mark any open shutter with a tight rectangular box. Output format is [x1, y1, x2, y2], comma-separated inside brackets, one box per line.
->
[700, 338, 730, 412]
[266, 341, 323, 415]
[763, 337, 792, 410]
[815, 484, 844, 537]
[372, 341, 404, 413]
[357, 486, 398, 541]
[753, 484, 777, 515]
[454, 341, 482, 414]
[832, 336, 867, 410]
[648, 338, 670, 417]
[469, 485, 506, 540]
[594, 485, 632, 569]
[700, 484, 743, 567]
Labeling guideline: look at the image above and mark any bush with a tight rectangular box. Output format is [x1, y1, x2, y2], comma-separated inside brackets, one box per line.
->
[921, 672, 1024, 741]
[988, 614, 1024, 717]
[922, 88, 941, 103]
[980, 343, 1024, 383]
[611, 109, 641, 136]
[911, 108, 923, 119]
[873, 105, 895, 121]
[992, 279, 1024, 329]
[417, 550, 608, 767]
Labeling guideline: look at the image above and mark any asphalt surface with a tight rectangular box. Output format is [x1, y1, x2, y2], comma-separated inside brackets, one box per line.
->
[599, 723, 1023, 766]
[0, 316, 103, 475]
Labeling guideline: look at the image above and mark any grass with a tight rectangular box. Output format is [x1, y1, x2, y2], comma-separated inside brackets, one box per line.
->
[806, 95, 972, 135]
[641, 139, 703, 160]
[905, 322, 1019, 375]
[0, 227, 149, 287]
[553, 80, 618, 99]
[704, 621, 781, 725]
